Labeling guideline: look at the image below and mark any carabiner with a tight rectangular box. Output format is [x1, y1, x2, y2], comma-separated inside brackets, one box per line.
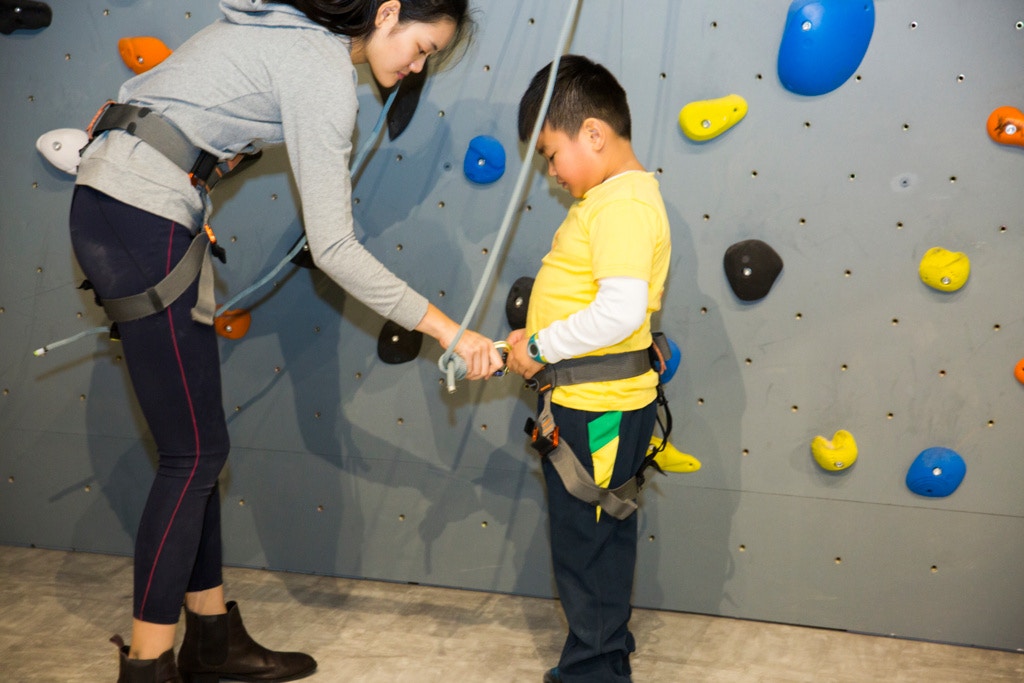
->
[493, 340, 511, 377]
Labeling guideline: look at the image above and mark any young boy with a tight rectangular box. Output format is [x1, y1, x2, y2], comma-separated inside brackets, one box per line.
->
[505, 55, 671, 683]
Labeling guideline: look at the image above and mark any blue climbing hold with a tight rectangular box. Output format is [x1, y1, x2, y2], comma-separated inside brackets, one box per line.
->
[777, 0, 875, 96]
[661, 337, 681, 384]
[905, 447, 966, 498]
[464, 135, 506, 184]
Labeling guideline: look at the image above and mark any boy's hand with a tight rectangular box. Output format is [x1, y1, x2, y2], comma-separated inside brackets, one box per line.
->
[505, 328, 545, 380]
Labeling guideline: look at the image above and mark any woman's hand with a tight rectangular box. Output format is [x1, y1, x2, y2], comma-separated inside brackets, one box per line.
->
[416, 303, 503, 380]
[452, 328, 504, 380]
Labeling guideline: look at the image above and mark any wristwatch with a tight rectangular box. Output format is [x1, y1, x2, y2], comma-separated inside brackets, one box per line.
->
[527, 332, 547, 364]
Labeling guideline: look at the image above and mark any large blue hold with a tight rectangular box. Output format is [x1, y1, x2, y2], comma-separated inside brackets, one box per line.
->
[778, 0, 875, 96]
[905, 447, 966, 498]
[463, 135, 506, 184]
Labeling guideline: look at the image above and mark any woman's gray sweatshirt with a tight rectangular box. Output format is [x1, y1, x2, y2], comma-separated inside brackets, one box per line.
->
[77, 0, 428, 331]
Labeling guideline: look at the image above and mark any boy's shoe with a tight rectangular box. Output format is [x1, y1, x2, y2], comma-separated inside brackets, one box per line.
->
[543, 668, 562, 683]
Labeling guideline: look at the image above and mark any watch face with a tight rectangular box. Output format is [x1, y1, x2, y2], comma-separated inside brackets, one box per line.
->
[527, 338, 542, 362]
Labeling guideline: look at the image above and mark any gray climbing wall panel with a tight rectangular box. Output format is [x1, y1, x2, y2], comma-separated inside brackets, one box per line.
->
[2, 0, 1023, 653]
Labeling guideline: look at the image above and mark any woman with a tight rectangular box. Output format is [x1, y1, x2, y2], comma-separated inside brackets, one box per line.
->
[70, 1, 499, 681]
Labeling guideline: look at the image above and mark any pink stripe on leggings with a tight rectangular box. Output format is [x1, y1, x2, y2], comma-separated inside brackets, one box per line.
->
[137, 221, 204, 621]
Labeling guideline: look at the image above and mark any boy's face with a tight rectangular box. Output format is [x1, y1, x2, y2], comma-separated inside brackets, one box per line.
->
[535, 123, 599, 199]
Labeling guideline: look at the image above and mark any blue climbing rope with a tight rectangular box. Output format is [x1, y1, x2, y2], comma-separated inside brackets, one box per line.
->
[438, 0, 581, 391]
[215, 87, 400, 317]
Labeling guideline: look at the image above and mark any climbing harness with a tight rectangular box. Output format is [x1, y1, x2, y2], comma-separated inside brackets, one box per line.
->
[36, 87, 400, 356]
[97, 223, 221, 325]
[524, 333, 674, 521]
[87, 101, 262, 194]
[76, 100, 262, 326]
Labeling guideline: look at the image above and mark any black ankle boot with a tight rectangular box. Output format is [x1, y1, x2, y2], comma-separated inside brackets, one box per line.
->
[177, 601, 317, 683]
[112, 635, 182, 683]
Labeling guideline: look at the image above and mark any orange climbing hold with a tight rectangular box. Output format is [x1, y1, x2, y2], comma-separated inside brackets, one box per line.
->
[214, 309, 251, 340]
[987, 106, 1024, 148]
[1015, 358, 1024, 385]
[118, 36, 172, 75]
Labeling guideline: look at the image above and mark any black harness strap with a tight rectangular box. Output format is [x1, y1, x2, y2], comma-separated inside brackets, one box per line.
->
[529, 348, 651, 390]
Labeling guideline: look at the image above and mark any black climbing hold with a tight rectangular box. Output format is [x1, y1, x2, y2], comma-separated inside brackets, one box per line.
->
[290, 235, 317, 270]
[377, 320, 423, 365]
[723, 239, 783, 302]
[505, 276, 534, 329]
[376, 64, 428, 141]
[724, 241, 778, 303]
[0, 0, 52, 34]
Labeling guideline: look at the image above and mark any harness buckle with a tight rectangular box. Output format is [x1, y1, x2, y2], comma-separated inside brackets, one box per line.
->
[525, 378, 553, 394]
[524, 417, 559, 457]
[203, 224, 227, 264]
[85, 100, 117, 139]
[188, 151, 219, 193]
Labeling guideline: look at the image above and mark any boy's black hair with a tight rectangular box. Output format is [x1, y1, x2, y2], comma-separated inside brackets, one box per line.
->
[517, 54, 631, 143]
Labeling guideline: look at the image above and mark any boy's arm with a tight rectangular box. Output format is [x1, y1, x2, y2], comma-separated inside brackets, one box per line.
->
[506, 277, 648, 378]
[535, 276, 649, 364]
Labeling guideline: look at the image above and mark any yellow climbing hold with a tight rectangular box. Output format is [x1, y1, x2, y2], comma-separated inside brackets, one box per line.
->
[679, 94, 748, 141]
[919, 247, 970, 292]
[811, 430, 858, 472]
[649, 436, 701, 473]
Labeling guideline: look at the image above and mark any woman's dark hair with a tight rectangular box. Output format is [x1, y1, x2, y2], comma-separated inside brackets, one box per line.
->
[518, 55, 632, 142]
[274, 0, 474, 67]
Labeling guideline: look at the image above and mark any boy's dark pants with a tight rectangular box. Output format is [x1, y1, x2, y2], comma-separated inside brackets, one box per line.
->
[542, 399, 658, 683]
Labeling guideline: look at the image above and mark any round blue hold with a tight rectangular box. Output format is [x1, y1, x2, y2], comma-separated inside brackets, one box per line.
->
[464, 135, 506, 184]
[777, 0, 875, 96]
[905, 447, 966, 498]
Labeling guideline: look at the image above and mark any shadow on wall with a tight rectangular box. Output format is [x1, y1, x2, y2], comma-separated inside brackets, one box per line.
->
[202, 108, 538, 593]
[76, 352, 155, 559]
[633, 204, 745, 617]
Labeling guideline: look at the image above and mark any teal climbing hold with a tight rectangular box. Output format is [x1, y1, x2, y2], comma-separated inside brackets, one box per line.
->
[778, 0, 875, 96]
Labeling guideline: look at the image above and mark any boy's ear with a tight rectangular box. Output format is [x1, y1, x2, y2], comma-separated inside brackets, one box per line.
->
[581, 117, 607, 151]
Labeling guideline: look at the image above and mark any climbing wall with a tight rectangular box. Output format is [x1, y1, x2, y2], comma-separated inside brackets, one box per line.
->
[2, 0, 1023, 653]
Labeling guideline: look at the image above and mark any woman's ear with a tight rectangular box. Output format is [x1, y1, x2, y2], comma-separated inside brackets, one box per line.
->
[376, 0, 401, 29]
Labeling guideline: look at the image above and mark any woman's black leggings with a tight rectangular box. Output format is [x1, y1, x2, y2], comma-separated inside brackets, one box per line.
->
[69, 185, 229, 625]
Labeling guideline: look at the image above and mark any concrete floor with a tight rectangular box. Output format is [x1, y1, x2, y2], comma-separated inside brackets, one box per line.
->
[0, 545, 1020, 682]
